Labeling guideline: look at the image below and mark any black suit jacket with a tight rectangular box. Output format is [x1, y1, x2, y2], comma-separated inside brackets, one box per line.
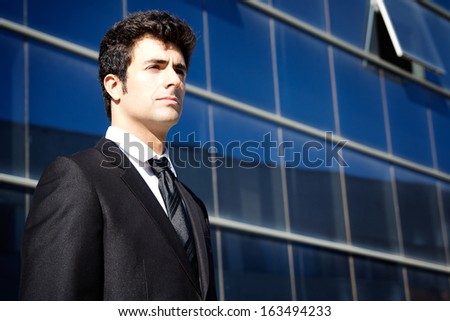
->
[20, 138, 216, 300]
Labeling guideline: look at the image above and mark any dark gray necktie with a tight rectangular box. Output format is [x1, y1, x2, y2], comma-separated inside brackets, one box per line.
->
[149, 157, 198, 274]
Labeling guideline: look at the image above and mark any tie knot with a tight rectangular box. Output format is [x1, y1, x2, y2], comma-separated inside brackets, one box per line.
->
[149, 157, 170, 178]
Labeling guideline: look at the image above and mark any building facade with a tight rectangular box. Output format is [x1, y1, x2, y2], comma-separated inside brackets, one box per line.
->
[1, 0, 450, 300]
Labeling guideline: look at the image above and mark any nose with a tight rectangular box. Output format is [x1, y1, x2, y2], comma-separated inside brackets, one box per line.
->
[163, 66, 183, 89]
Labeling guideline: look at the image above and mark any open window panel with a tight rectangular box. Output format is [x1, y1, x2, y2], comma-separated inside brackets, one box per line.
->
[364, 0, 445, 78]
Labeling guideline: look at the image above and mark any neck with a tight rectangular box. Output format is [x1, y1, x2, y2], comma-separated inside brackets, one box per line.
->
[111, 119, 168, 155]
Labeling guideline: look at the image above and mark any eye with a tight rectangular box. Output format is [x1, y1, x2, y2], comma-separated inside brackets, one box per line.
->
[175, 68, 186, 77]
[146, 65, 160, 70]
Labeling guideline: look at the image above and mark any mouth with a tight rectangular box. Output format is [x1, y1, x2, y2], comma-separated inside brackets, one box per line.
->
[157, 96, 179, 104]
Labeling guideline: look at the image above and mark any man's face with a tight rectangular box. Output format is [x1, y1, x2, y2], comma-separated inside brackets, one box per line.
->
[118, 36, 187, 133]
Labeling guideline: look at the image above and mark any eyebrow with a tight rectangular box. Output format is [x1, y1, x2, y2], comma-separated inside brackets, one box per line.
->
[143, 59, 187, 73]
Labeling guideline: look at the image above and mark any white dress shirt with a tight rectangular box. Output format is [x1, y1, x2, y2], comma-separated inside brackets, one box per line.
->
[105, 126, 177, 215]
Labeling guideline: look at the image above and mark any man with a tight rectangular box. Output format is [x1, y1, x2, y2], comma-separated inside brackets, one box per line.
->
[20, 11, 216, 301]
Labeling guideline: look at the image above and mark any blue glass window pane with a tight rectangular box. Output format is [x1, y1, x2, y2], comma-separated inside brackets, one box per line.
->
[276, 22, 335, 131]
[0, 30, 24, 124]
[344, 150, 399, 253]
[293, 244, 352, 300]
[283, 129, 345, 242]
[0, 0, 23, 23]
[441, 182, 450, 253]
[128, 0, 207, 88]
[221, 231, 291, 300]
[429, 93, 450, 174]
[385, 79, 434, 167]
[29, 125, 100, 179]
[423, 5, 450, 91]
[168, 95, 214, 213]
[395, 167, 445, 264]
[334, 48, 387, 151]
[382, 0, 444, 73]
[28, 0, 122, 50]
[0, 31, 25, 177]
[0, 188, 26, 300]
[213, 106, 285, 229]
[207, 0, 275, 112]
[29, 41, 108, 137]
[430, 0, 450, 12]
[408, 267, 450, 300]
[329, 0, 370, 47]
[354, 257, 405, 300]
[271, 0, 326, 30]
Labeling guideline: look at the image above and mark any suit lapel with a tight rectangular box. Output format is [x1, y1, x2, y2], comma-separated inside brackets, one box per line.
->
[96, 138, 201, 294]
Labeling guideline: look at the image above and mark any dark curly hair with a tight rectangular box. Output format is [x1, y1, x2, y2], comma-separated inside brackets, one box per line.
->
[98, 10, 197, 120]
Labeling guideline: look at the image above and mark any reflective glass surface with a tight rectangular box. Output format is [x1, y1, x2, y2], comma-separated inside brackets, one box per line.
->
[441, 182, 450, 253]
[354, 257, 405, 300]
[429, 93, 450, 174]
[206, 0, 275, 112]
[328, 0, 370, 47]
[395, 167, 445, 264]
[28, 0, 122, 50]
[0, 30, 24, 124]
[423, 4, 450, 90]
[0, 188, 26, 300]
[0, 0, 23, 23]
[213, 106, 285, 229]
[333, 48, 387, 151]
[128, 0, 207, 88]
[0, 31, 25, 177]
[28, 41, 108, 137]
[221, 231, 291, 300]
[168, 95, 213, 212]
[344, 150, 399, 252]
[276, 22, 335, 131]
[283, 129, 345, 242]
[271, 0, 326, 30]
[382, 0, 444, 73]
[385, 78, 433, 167]
[293, 244, 352, 300]
[408, 267, 450, 300]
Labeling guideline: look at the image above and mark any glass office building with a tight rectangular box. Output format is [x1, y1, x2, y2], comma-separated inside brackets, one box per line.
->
[1, 0, 450, 300]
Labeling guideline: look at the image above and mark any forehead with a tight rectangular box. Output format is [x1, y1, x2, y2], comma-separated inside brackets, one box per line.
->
[130, 36, 185, 63]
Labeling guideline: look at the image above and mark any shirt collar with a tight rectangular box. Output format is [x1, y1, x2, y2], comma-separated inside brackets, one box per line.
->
[105, 126, 177, 176]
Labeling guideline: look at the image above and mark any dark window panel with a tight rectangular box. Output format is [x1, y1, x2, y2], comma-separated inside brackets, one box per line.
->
[441, 182, 450, 254]
[29, 124, 100, 179]
[0, 188, 26, 300]
[395, 167, 446, 264]
[283, 129, 346, 242]
[213, 106, 285, 229]
[293, 244, 353, 300]
[408, 267, 450, 300]
[354, 256, 405, 300]
[344, 150, 399, 253]
[221, 230, 292, 300]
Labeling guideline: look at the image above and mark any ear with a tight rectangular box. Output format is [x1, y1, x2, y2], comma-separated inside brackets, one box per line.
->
[104, 74, 124, 101]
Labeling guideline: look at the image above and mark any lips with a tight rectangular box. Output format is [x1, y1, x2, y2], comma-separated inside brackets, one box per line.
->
[157, 96, 179, 104]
